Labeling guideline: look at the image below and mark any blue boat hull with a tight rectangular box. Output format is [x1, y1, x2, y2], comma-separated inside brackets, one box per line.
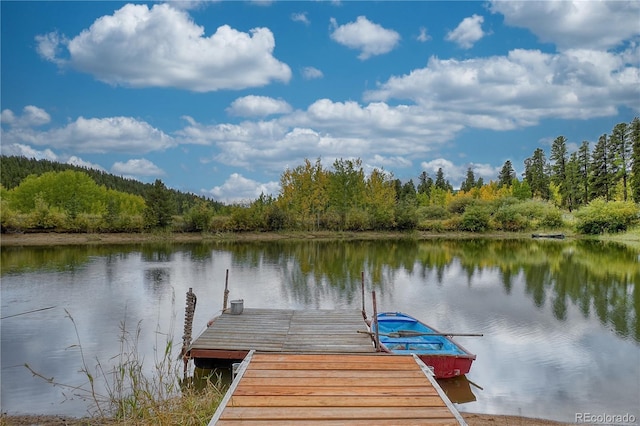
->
[372, 312, 476, 378]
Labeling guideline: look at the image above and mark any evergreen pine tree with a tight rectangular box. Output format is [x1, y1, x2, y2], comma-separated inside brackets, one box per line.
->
[549, 136, 568, 207]
[524, 148, 550, 200]
[460, 167, 476, 192]
[590, 134, 613, 201]
[435, 168, 447, 190]
[577, 141, 590, 204]
[144, 179, 176, 228]
[610, 122, 631, 201]
[498, 160, 515, 188]
[630, 117, 640, 202]
[417, 171, 432, 195]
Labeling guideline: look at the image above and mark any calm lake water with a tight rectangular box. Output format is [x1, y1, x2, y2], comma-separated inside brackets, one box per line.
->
[1, 238, 639, 422]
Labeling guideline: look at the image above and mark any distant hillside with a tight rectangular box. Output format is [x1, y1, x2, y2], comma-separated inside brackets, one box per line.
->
[0, 155, 224, 213]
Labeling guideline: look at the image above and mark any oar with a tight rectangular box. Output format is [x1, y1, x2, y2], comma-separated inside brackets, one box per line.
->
[467, 378, 484, 391]
[396, 330, 483, 338]
[357, 330, 483, 338]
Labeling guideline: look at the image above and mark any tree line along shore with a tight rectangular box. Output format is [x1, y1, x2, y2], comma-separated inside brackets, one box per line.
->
[1, 117, 639, 237]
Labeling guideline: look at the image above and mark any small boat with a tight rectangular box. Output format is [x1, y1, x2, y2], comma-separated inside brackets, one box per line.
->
[371, 312, 477, 379]
[531, 233, 565, 239]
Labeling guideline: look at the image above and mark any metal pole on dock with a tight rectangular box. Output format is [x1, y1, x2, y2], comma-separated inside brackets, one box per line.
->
[222, 269, 229, 311]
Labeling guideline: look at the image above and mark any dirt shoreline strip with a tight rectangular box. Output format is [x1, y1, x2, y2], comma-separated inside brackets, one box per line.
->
[0, 230, 533, 247]
[0, 413, 572, 425]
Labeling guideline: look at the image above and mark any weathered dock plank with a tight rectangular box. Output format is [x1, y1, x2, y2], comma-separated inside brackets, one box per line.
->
[189, 308, 375, 362]
[209, 352, 466, 425]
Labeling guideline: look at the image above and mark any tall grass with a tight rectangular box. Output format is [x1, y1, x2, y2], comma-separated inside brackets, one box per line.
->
[24, 308, 224, 425]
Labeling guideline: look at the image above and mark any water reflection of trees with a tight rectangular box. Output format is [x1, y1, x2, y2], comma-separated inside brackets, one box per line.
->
[3, 239, 637, 342]
[0, 244, 140, 274]
[220, 239, 639, 343]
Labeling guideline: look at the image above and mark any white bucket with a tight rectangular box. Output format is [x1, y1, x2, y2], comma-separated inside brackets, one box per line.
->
[230, 299, 244, 315]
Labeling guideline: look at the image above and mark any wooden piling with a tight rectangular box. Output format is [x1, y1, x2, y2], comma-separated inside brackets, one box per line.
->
[222, 269, 229, 311]
[361, 271, 367, 321]
[372, 290, 380, 352]
[181, 287, 197, 378]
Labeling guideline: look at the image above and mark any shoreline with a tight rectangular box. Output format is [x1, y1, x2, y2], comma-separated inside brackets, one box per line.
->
[0, 230, 551, 247]
[2, 229, 638, 250]
[0, 412, 572, 425]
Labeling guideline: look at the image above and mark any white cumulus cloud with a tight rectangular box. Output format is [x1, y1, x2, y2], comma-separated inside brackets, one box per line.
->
[365, 47, 640, 128]
[206, 173, 280, 204]
[67, 156, 107, 171]
[227, 96, 292, 117]
[417, 27, 431, 43]
[36, 3, 291, 92]
[446, 14, 486, 49]
[1, 106, 51, 128]
[302, 66, 324, 80]
[111, 158, 165, 177]
[490, 0, 640, 50]
[2, 112, 175, 154]
[291, 12, 310, 25]
[0, 143, 57, 161]
[330, 16, 401, 60]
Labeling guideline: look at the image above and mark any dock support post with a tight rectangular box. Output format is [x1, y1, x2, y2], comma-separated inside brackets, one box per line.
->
[361, 271, 367, 321]
[181, 287, 197, 379]
[222, 269, 230, 311]
[372, 290, 380, 351]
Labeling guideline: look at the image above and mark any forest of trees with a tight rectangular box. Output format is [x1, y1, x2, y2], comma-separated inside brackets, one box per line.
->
[0, 156, 223, 215]
[1, 117, 639, 235]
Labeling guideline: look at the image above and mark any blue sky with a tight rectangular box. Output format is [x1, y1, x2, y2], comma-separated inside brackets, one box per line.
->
[1, 1, 639, 203]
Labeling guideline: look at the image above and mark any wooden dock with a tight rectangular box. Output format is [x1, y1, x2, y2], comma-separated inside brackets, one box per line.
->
[209, 351, 467, 425]
[188, 309, 376, 364]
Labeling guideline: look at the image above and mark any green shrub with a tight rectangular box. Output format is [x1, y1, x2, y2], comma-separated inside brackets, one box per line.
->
[447, 196, 476, 214]
[72, 213, 104, 233]
[1, 202, 30, 232]
[265, 205, 287, 231]
[416, 205, 450, 220]
[540, 208, 564, 229]
[209, 215, 233, 232]
[459, 206, 491, 232]
[575, 199, 639, 234]
[184, 202, 214, 232]
[28, 195, 66, 230]
[319, 210, 341, 231]
[512, 200, 548, 219]
[345, 208, 370, 231]
[442, 216, 462, 231]
[112, 214, 144, 233]
[394, 202, 418, 230]
[417, 220, 444, 232]
[494, 205, 529, 231]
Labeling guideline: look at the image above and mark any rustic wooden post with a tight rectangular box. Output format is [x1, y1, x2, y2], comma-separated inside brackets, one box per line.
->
[181, 287, 197, 379]
[361, 271, 367, 321]
[372, 290, 380, 352]
[222, 269, 229, 311]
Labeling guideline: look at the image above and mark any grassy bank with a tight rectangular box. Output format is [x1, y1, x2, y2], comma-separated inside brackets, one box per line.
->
[2, 227, 639, 248]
